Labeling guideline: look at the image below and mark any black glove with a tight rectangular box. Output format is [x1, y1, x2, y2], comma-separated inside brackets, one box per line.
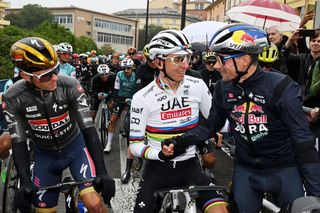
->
[93, 174, 116, 204]
[159, 136, 189, 161]
[13, 183, 38, 212]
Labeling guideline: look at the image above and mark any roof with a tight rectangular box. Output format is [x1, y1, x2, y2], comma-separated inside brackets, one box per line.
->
[114, 7, 201, 21]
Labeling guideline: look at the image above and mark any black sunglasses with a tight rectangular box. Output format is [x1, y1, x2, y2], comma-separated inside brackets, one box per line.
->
[259, 62, 273, 69]
[206, 61, 217, 66]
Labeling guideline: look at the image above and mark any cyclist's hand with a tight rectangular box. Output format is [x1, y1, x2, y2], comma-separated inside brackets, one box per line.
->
[125, 98, 132, 105]
[13, 183, 38, 212]
[159, 136, 188, 160]
[93, 174, 115, 204]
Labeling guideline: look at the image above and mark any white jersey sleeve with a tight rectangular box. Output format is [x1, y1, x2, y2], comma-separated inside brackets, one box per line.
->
[129, 89, 161, 160]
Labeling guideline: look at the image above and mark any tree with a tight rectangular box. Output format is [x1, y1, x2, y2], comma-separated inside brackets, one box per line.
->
[33, 21, 76, 47]
[138, 24, 168, 50]
[75, 36, 98, 54]
[5, 4, 54, 29]
[0, 26, 29, 79]
[99, 44, 115, 56]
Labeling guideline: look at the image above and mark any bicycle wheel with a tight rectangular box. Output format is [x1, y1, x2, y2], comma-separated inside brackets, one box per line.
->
[2, 155, 19, 213]
[100, 108, 108, 149]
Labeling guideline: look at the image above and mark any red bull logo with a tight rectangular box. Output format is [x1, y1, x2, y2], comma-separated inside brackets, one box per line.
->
[232, 104, 246, 114]
[249, 103, 264, 113]
[232, 30, 256, 45]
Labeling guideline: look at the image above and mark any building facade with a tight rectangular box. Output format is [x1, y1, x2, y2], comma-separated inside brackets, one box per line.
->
[114, 7, 202, 30]
[205, 0, 225, 22]
[0, 0, 10, 28]
[7, 6, 139, 53]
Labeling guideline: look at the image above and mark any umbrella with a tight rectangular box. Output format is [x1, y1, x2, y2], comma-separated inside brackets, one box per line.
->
[225, 0, 301, 31]
[182, 21, 227, 46]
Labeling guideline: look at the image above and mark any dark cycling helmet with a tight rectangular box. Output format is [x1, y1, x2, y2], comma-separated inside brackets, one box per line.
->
[148, 29, 192, 60]
[258, 43, 278, 63]
[97, 64, 110, 75]
[10, 37, 58, 73]
[205, 52, 216, 60]
[121, 58, 134, 68]
[209, 23, 269, 54]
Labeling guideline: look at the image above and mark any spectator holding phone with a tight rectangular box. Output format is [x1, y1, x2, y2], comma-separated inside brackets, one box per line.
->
[283, 29, 320, 145]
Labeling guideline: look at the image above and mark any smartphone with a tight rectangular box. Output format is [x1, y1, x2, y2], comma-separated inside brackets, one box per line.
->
[299, 29, 316, 37]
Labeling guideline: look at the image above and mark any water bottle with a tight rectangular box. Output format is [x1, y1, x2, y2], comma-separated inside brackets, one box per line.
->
[77, 201, 88, 213]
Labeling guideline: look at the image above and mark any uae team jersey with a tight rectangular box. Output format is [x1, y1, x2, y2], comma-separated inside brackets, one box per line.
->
[129, 75, 212, 162]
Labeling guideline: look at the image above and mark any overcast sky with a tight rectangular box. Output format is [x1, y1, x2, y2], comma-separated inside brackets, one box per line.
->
[7, 0, 148, 14]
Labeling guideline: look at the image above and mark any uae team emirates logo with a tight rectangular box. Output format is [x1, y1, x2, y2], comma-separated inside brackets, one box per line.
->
[160, 107, 192, 120]
[28, 112, 70, 131]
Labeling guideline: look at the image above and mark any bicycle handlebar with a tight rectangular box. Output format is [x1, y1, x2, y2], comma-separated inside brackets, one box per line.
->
[40, 178, 94, 190]
[154, 185, 226, 198]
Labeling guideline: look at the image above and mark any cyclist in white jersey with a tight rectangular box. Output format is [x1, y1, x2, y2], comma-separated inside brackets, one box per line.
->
[129, 30, 228, 213]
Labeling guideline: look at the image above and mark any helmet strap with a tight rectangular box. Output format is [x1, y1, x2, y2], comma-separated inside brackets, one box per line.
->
[231, 57, 252, 84]
[161, 60, 178, 83]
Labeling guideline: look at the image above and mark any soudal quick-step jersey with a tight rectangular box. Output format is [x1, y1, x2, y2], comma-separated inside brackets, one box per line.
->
[129, 75, 212, 162]
[2, 76, 93, 150]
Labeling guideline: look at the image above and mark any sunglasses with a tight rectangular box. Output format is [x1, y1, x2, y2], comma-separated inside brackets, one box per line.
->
[23, 65, 60, 82]
[206, 60, 217, 66]
[215, 53, 247, 65]
[164, 55, 191, 66]
[259, 62, 273, 69]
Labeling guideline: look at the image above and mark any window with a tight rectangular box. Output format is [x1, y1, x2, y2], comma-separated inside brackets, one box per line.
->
[97, 32, 133, 45]
[53, 15, 73, 24]
[86, 32, 91, 36]
[86, 21, 91, 25]
[94, 18, 131, 32]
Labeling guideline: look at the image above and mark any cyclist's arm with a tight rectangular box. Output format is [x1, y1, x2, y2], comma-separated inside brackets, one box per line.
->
[129, 94, 160, 160]
[68, 79, 108, 175]
[279, 81, 320, 196]
[180, 80, 227, 145]
[2, 94, 30, 185]
[113, 74, 120, 101]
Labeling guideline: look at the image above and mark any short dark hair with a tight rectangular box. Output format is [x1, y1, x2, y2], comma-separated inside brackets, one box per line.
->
[310, 30, 320, 40]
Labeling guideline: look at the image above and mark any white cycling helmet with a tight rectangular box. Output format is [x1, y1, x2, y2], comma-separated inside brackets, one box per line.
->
[148, 29, 193, 60]
[57, 42, 73, 53]
[121, 58, 134, 68]
[97, 64, 110, 75]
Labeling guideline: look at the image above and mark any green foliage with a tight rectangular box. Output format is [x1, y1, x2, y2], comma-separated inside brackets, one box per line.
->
[0, 26, 29, 79]
[5, 4, 54, 29]
[75, 36, 98, 54]
[33, 21, 76, 47]
[138, 24, 168, 50]
[99, 44, 115, 55]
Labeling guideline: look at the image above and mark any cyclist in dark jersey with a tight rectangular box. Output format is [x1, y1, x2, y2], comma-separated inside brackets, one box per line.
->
[3, 37, 115, 213]
[170, 24, 320, 212]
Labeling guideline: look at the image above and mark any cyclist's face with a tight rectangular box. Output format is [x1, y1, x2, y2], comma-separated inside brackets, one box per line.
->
[25, 69, 59, 91]
[124, 67, 133, 76]
[310, 35, 320, 53]
[59, 52, 71, 63]
[163, 53, 190, 82]
[100, 74, 109, 81]
[112, 57, 119, 65]
[214, 54, 245, 81]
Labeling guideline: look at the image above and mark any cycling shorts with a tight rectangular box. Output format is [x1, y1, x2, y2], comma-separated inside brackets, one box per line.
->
[233, 164, 304, 212]
[134, 157, 227, 213]
[32, 133, 96, 208]
[111, 102, 126, 117]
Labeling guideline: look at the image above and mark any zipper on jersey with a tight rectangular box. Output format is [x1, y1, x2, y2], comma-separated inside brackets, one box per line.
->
[40, 91, 62, 151]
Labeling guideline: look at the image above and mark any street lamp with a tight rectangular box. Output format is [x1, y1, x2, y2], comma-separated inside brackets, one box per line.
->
[181, 0, 187, 30]
[145, 0, 150, 45]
